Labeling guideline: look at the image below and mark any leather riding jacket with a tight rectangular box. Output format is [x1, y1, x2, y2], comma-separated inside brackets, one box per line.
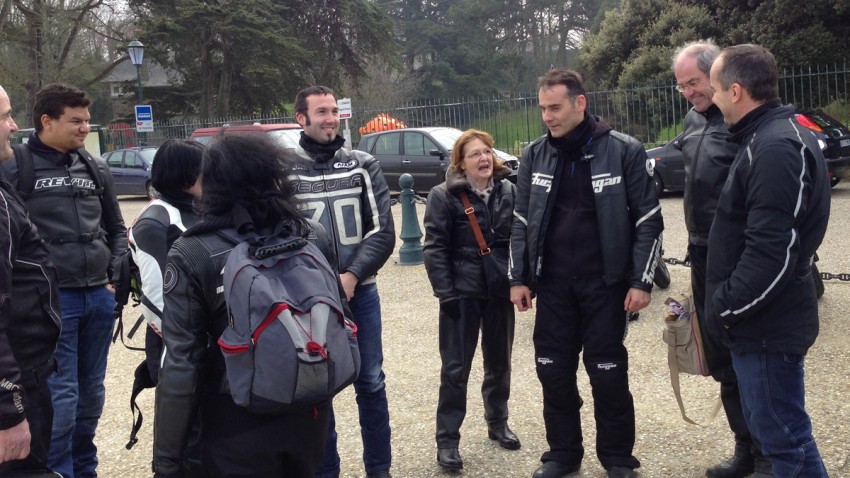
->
[509, 118, 664, 292]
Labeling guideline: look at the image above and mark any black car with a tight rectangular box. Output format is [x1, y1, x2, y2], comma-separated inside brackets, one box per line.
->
[646, 136, 686, 196]
[795, 110, 850, 187]
[103, 147, 157, 198]
[646, 109, 850, 195]
[356, 127, 519, 192]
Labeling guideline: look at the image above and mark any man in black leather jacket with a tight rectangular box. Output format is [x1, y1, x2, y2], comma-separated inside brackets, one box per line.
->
[0, 83, 126, 478]
[0, 85, 61, 475]
[510, 69, 663, 478]
[289, 86, 395, 478]
[672, 41, 764, 478]
[707, 44, 830, 478]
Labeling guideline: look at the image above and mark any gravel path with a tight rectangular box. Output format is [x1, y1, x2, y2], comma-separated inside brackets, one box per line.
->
[97, 186, 850, 478]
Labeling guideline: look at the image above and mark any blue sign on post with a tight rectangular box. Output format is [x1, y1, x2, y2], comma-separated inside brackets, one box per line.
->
[135, 105, 154, 133]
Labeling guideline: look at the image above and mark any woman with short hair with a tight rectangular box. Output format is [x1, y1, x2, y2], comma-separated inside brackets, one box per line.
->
[423, 129, 519, 472]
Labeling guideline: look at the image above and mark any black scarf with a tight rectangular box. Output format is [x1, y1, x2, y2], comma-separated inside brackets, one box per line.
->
[299, 132, 345, 162]
[546, 112, 595, 153]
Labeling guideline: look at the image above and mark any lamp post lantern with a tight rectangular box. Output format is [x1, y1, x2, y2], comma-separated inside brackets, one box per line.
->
[127, 39, 145, 145]
[127, 39, 145, 104]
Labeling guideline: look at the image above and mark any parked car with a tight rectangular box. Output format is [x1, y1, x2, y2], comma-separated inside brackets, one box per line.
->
[795, 110, 850, 187]
[190, 123, 303, 152]
[645, 136, 686, 196]
[103, 147, 157, 198]
[646, 109, 850, 195]
[356, 127, 519, 192]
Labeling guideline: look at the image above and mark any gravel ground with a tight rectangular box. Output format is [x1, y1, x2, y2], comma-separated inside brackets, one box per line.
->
[96, 185, 850, 478]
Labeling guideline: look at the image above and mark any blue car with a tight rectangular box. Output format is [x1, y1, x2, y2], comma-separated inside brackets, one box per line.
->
[103, 147, 157, 198]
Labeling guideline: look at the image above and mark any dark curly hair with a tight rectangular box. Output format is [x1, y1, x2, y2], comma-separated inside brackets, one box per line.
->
[198, 134, 308, 234]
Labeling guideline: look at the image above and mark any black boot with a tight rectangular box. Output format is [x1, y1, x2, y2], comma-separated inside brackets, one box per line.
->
[752, 456, 774, 477]
[488, 423, 521, 450]
[437, 448, 463, 472]
[531, 461, 580, 478]
[706, 443, 755, 478]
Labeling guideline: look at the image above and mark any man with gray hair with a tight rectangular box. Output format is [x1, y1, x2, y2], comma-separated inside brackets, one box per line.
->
[707, 44, 830, 477]
[0, 85, 61, 475]
[672, 40, 765, 478]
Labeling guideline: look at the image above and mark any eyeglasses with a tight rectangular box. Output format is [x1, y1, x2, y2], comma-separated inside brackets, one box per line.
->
[465, 149, 494, 160]
[675, 78, 702, 92]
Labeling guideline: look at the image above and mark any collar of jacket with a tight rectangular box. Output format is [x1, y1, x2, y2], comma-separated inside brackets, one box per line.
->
[299, 132, 345, 163]
[445, 164, 510, 194]
[701, 103, 722, 120]
[728, 98, 789, 143]
[27, 131, 77, 167]
[156, 191, 196, 212]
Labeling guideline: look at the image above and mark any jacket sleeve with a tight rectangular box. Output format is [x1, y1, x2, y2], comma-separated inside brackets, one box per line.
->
[153, 239, 210, 477]
[343, 155, 396, 280]
[709, 142, 809, 327]
[509, 147, 533, 286]
[131, 215, 169, 334]
[423, 186, 457, 301]
[0, 190, 25, 430]
[623, 140, 664, 292]
[96, 158, 128, 278]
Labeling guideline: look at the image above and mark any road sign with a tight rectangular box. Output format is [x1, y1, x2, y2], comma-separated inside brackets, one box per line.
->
[338, 98, 352, 120]
[135, 105, 154, 133]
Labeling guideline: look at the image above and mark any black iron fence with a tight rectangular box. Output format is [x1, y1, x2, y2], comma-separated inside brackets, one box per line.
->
[106, 62, 850, 153]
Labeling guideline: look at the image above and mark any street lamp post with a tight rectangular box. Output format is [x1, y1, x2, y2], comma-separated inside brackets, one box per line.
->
[127, 39, 145, 145]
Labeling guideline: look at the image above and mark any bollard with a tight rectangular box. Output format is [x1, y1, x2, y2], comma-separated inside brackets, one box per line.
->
[397, 174, 424, 265]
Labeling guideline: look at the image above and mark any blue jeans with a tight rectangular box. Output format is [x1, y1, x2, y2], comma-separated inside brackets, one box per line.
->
[48, 286, 116, 478]
[731, 351, 828, 477]
[316, 283, 392, 477]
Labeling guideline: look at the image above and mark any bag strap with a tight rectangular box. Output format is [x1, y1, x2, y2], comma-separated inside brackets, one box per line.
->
[667, 315, 722, 426]
[458, 191, 490, 256]
[12, 143, 34, 198]
[12, 144, 104, 199]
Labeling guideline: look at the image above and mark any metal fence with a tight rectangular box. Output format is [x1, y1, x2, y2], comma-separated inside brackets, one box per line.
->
[107, 62, 850, 153]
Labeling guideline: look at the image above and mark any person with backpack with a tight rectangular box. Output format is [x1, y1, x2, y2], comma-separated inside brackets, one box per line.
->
[423, 129, 519, 472]
[153, 134, 343, 477]
[0, 85, 62, 476]
[0, 83, 127, 478]
[125, 139, 203, 472]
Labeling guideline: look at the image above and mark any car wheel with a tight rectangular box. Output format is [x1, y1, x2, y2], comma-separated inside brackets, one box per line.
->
[830, 176, 841, 188]
[653, 174, 664, 197]
[145, 181, 156, 199]
[654, 259, 671, 289]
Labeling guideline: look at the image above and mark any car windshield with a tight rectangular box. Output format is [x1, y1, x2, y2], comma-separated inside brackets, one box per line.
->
[428, 128, 463, 150]
[139, 149, 157, 163]
[268, 129, 303, 150]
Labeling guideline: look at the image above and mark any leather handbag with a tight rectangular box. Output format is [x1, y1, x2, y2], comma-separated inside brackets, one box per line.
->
[459, 191, 510, 298]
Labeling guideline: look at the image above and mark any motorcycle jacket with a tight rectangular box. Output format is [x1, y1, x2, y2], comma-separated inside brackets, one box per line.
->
[509, 116, 664, 292]
[288, 136, 395, 283]
[706, 102, 830, 355]
[1, 136, 127, 287]
[423, 167, 516, 302]
[0, 178, 60, 430]
[679, 104, 736, 246]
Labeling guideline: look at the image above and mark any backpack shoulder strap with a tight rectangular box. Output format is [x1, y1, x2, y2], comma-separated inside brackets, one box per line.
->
[12, 143, 35, 198]
[77, 148, 105, 193]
